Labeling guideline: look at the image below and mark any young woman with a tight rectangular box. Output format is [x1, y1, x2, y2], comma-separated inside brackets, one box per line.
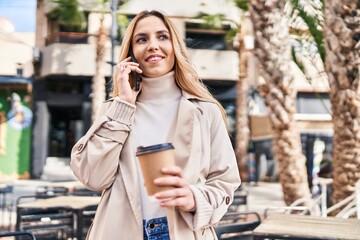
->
[71, 10, 241, 240]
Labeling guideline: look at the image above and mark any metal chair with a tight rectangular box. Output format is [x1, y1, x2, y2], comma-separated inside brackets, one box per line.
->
[15, 195, 74, 240]
[71, 187, 101, 196]
[0, 230, 36, 239]
[216, 212, 261, 240]
[228, 186, 248, 212]
[34, 186, 68, 197]
[0, 184, 14, 231]
[263, 206, 312, 218]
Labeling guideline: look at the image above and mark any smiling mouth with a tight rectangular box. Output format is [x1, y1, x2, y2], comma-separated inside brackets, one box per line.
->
[145, 55, 164, 63]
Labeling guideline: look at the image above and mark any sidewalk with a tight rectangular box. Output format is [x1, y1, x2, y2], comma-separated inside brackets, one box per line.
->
[0, 180, 286, 231]
[244, 181, 285, 216]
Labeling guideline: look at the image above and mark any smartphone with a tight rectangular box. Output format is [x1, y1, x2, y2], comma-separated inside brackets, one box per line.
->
[129, 49, 142, 91]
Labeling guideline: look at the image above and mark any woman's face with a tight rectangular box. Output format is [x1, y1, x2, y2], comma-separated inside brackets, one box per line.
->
[131, 16, 175, 78]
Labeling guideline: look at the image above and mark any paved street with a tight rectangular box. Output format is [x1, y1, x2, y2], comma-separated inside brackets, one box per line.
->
[245, 181, 285, 216]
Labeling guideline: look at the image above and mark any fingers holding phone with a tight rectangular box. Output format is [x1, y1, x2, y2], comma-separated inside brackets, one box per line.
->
[129, 50, 142, 91]
[116, 57, 142, 104]
[119, 58, 141, 73]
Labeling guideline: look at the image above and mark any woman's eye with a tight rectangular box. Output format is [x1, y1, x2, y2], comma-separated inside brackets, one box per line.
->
[159, 34, 169, 40]
[136, 37, 146, 43]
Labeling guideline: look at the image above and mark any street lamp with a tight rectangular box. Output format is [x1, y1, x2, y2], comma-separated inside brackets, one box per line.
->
[110, 0, 119, 75]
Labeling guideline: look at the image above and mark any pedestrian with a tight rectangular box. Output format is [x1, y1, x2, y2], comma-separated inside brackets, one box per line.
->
[70, 9, 240, 240]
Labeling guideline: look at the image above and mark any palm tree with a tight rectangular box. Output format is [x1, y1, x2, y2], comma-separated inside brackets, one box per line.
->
[92, 1, 128, 122]
[91, 13, 107, 122]
[48, 0, 86, 42]
[288, 0, 360, 206]
[194, 11, 250, 179]
[324, 0, 360, 204]
[49, 0, 127, 122]
[248, 0, 311, 205]
[235, 13, 253, 182]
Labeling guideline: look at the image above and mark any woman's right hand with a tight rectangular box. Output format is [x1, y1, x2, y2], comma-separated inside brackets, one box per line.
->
[116, 57, 142, 104]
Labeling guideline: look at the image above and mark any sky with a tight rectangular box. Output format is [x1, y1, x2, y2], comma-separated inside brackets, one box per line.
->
[0, 0, 36, 32]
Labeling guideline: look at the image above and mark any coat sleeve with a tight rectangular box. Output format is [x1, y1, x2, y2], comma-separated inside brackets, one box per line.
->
[180, 103, 241, 230]
[70, 97, 136, 191]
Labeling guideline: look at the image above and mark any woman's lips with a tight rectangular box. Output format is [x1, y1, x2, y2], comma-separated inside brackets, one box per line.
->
[145, 55, 164, 63]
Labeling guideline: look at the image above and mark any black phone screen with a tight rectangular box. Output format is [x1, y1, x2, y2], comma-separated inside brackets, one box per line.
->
[129, 50, 142, 91]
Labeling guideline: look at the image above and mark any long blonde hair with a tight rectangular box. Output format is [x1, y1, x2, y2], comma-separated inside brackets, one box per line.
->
[111, 10, 226, 120]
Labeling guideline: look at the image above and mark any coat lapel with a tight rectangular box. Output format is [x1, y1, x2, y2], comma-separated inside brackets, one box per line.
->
[172, 96, 197, 170]
[119, 137, 143, 232]
[168, 94, 205, 238]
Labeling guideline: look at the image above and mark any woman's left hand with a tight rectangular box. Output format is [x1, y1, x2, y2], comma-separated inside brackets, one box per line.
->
[154, 166, 196, 212]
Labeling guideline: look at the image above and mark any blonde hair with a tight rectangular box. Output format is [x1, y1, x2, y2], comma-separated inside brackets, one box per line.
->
[111, 10, 226, 120]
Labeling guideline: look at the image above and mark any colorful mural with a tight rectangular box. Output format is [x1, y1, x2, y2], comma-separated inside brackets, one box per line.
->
[0, 90, 32, 180]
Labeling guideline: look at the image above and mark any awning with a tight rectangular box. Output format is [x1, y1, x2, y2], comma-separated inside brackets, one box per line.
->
[0, 76, 33, 85]
[249, 114, 333, 141]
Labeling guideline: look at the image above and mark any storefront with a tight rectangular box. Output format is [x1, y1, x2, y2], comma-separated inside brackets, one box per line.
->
[0, 76, 33, 180]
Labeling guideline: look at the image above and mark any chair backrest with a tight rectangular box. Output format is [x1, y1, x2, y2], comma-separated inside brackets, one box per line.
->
[326, 193, 355, 218]
[0, 231, 36, 240]
[216, 212, 261, 240]
[228, 186, 248, 212]
[35, 186, 69, 197]
[0, 184, 14, 231]
[71, 187, 101, 196]
[15, 195, 74, 240]
[264, 206, 312, 218]
[320, 180, 359, 219]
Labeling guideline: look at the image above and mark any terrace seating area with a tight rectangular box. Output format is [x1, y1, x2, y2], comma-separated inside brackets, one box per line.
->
[0, 179, 359, 240]
[0, 181, 100, 240]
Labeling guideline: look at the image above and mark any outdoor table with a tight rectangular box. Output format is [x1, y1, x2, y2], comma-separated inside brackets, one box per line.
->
[35, 180, 87, 194]
[253, 214, 360, 240]
[45, 181, 86, 191]
[41, 181, 101, 196]
[17, 195, 100, 240]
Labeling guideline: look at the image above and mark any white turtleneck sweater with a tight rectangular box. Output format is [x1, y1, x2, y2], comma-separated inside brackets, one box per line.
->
[132, 71, 182, 221]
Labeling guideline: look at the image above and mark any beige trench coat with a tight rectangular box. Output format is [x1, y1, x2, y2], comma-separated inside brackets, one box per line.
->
[70, 91, 241, 240]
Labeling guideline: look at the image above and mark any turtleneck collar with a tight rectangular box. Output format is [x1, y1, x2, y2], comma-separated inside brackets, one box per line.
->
[138, 71, 181, 102]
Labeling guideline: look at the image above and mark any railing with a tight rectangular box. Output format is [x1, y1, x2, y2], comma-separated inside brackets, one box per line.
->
[287, 178, 359, 219]
[46, 32, 94, 45]
[0, 230, 36, 239]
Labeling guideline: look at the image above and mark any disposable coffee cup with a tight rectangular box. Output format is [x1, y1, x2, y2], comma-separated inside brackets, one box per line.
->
[136, 143, 175, 197]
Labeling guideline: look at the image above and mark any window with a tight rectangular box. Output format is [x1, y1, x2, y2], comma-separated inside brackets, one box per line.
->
[186, 30, 227, 50]
[296, 92, 331, 114]
[185, 20, 231, 50]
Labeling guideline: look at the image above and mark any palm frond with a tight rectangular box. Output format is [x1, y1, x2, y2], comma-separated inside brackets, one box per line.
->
[291, 44, 304, 72]
[194, 12, 227, 29]
[234, 0, 248, 11]
[49, 0, 86, 31]
[287, 0, 325, 61]
[117, 14, 129, 38]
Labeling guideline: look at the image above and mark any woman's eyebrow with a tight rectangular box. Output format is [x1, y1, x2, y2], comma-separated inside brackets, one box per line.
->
[134, 30, 169, 38]
[156, 30, 170, 35]
[133, 32, 147, 38]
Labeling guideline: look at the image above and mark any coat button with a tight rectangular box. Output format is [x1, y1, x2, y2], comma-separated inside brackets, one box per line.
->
[225, 196, 230, 205]
[77, 144, 84, 152]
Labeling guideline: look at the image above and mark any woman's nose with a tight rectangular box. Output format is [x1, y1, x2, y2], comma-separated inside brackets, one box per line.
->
[147, 38, 159, 51]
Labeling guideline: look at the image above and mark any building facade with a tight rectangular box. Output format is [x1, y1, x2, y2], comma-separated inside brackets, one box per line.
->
[0, 18, 35, 180]
[33, 0, 241, 179]
[32, 0, 332, 183]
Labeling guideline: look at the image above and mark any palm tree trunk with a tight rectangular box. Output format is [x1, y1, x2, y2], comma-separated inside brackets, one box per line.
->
[249, 0, 311, 205]
[324, 0, 360, 205]
[92, 15, 107, 122]
[236, 16, 252, 182]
